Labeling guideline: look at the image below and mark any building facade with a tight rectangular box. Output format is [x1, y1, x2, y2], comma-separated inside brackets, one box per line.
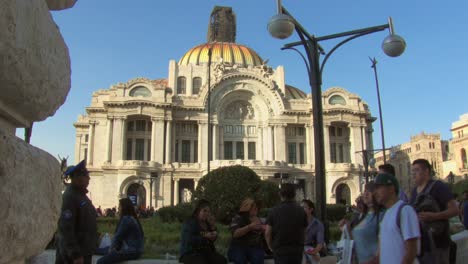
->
[375, 132, 448, 194]
[73, 7, 375, 209]
[443, 114, 468, 181]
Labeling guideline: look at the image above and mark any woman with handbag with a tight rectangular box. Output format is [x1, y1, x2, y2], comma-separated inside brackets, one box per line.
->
[97, 198, 144, 264]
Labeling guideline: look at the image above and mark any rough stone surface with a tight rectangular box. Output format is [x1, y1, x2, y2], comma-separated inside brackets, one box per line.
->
[0, 129, 62, 264]
[46, 0, 77, 10]
[0, 0, 71, 127]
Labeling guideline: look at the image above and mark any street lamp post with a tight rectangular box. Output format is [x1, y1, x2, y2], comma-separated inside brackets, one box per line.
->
[268, 0, 406, 222]
[207, 46, 213, 174]
[140, 172, 158, 208]
[370, 57, 387, 163]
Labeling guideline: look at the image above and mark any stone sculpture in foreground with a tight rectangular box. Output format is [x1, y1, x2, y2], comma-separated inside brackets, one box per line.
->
[0, 0, 77, 263]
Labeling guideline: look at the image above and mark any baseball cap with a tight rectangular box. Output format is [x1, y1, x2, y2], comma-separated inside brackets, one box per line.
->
[374, 172, 399, 194]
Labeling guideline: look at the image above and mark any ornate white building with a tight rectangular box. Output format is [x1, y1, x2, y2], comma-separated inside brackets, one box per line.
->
[73, 6, 375, 209]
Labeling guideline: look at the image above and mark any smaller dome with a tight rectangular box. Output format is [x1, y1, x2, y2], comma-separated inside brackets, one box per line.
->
[179, 42, 263, 67]
[286, 85, 307, 99]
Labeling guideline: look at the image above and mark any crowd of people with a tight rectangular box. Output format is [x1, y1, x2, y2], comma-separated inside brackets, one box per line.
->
[96, 206, 155, 218]
[339, 159, 462, 264]
[54, 158, 466, 264]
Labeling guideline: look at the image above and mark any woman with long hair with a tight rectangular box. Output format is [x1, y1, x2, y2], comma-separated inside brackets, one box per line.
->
[302, 199, 324, 264]
[227, 198, 265, 264]
[341, 182, 384, 264]
[179, 199, 227, 264]
[97, 198, 144, 264]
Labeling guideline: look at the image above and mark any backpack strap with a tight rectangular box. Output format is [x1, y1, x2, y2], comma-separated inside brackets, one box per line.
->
[396, 202, 408, 234]
[423, 180, 437, 195]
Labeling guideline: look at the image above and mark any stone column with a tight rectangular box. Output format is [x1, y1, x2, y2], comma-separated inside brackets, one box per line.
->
[151, 118, 165, 163]
[198, 122, 202, 162]
[324, 124, 331, 164]
[194, 179, 199, 189]
[213, 124, 219, 160]
[244, 140, 248, 160]
[86, 121, 96, 166]
[305, 124, 313, 164]
[74, 134, 82, 163]
[105, 117, 114, 163]
[198, 122, 208, 163]
[274, 124, 286, 161]
[111, 117, 125, 161]
[219, 126, 224, 160]
[257, 126, 263, 160]
[173, 178, 179, 205]
[266, 125, 274, 160]
[165, 120, 172, 164]
[190, 140, 195, 163]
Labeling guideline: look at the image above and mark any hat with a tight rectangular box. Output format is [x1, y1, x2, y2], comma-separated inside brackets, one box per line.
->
[64, 160, 87, 177]
[374, 172, 399, 193]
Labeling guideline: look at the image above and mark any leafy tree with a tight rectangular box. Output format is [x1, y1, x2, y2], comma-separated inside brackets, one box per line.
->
[193, 165, 264, 224]
[256, 180, 280, 209]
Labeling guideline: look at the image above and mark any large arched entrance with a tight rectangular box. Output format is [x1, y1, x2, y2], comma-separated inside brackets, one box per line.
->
[336, 183, 351, 205]
[127, 183, 146, 209]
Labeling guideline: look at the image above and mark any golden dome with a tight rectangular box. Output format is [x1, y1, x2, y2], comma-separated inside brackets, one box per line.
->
[179, 42, 263, 67]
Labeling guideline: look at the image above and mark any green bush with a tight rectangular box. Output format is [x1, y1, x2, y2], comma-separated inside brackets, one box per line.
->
[193, 165, 262, 224]
[256, 180, 280, 209]
[453, 179, 468, 196]
[97, 217, 231, 259]
[157, 203, 194, 223]
[326, 204, 347, 222]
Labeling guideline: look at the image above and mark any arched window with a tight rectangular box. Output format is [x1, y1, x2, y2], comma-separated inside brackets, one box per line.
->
[192, 77, 202, 95]
[329, 95, 346, 105]
[462, 148, 467, 169]
[129, 86, 151, 97]
[177, 77, 186, 94]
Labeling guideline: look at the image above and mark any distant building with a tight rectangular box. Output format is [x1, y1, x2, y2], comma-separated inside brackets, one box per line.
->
[73, 6, 375, 209]
[374, 132, 447, 194]
[443, 113, 468, 181]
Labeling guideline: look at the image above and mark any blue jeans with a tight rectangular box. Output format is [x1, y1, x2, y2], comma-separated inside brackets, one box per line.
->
[96, 251, 141, 264]
[228, 244, 264, 264]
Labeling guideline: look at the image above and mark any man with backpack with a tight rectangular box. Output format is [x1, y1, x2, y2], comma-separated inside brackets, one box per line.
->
[374, 172, 420, 264]
[410, 159, 459, 264]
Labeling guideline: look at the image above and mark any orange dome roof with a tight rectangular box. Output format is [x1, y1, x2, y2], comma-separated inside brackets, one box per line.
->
[179, 42, 263, 67]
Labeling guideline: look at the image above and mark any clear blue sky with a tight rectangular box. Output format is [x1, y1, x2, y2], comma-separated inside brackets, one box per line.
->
[22, 0, 468, 162]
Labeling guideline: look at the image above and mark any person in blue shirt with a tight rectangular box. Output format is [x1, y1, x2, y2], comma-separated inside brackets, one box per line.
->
[340, 182, 384, 264]
[97, 198, 144, 264]
[302, 199, 324, 264]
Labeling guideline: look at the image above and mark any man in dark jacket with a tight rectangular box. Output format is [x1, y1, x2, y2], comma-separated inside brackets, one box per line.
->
[56, 160, 98, 264]
[265, 183, 308, 264]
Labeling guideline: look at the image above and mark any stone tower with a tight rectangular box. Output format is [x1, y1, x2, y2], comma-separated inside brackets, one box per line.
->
[207, 6, 236, 43]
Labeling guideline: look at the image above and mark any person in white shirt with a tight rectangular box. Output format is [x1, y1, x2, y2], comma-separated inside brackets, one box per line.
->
[374, 173, 420, 264]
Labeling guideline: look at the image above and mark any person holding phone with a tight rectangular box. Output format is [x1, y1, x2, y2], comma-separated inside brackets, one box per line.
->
[228, 198, 265, 264]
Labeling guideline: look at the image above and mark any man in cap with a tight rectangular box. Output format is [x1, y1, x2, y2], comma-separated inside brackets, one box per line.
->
[374, 173, 420, 264]
[56, 160, 98, 264]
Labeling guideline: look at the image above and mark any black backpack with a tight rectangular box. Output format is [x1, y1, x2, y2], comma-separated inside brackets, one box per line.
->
[412, 181, 447, 238]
